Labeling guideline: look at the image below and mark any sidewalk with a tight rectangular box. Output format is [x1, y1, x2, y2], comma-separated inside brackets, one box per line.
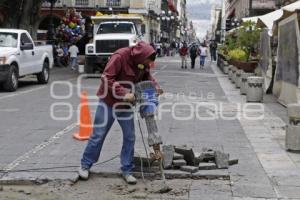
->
[1, 56, 300, 199]
[212, 62, 300, 199]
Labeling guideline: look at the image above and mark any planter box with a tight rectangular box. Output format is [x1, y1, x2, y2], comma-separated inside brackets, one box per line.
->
[230, 60, 258, 73]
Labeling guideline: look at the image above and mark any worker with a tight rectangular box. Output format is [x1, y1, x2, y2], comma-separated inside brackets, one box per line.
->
[78, 41, 162, 185]
[179, 41, 188, 69]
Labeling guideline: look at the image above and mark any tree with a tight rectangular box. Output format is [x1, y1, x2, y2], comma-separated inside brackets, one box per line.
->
[0, 0, 43, 39]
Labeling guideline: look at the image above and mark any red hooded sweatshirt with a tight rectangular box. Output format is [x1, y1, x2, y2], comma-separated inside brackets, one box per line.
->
[97, 41, 159, 106]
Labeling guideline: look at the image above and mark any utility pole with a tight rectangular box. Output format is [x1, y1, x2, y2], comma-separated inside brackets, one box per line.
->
[249, 0, 253, 17]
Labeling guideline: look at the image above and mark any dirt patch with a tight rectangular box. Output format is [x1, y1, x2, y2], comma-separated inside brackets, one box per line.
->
[0, 177, 191, 200]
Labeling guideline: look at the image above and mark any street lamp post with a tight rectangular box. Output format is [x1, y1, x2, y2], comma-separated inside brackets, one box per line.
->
[157, 10, 177, 43]
[231, 18, 240, 29]
[46, 0, 57, 44]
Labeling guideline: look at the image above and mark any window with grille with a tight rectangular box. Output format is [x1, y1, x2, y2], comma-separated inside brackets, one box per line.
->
[106, 0, 121, 7]
[75, 0, 89, 6]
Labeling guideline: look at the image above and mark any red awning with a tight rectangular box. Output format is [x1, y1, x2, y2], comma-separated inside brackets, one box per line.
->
[228, 8, 235, 18]
[168, 0, 179, 15]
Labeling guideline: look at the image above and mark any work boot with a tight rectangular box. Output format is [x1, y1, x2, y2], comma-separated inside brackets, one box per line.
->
[123, 174, 137, 185]
[78, 167, 89, 180]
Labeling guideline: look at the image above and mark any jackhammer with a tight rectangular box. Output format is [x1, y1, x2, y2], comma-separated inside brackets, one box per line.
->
[135, 81, 170, 192]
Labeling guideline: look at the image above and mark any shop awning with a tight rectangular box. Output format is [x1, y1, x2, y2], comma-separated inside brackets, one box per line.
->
[257, 9, 283, 36]
[227, 8, 235, 18]
[242, 1, 300, 36]
[168, 0, 179, 15]
[242, 16, 259, 23]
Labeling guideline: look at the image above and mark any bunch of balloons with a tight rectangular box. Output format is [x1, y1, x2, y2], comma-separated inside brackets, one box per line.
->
[56, 8, 85, 43]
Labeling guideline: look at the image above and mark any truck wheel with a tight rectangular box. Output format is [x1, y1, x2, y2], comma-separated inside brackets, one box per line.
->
[84, 63, 94, 74]
[3, 64, 18, 92]
[37, 61, 50, 84]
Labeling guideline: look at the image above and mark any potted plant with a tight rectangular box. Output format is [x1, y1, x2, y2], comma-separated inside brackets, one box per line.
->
[227, 21, 261, 72]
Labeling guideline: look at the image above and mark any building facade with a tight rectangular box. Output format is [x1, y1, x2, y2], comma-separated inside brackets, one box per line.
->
[40, 0, 162, 43]
[220, 0, 277, 37]
[210, 5, 222, 41]
[226, 0, 277, 21]
[128, 0, 162, 43]
[275, 0, 298, 7]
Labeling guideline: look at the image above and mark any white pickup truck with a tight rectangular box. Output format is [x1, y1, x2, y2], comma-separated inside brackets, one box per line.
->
[0, 29, 53, 91]
[85, 15, 145, 74]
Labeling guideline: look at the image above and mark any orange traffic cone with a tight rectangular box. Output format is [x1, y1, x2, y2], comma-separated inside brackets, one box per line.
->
[73, 90, 93, 140]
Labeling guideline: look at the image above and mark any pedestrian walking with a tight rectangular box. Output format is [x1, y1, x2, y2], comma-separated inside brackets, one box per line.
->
[156, 43, 162, 57]
[78, 41, 162, 185]
[62, 43, 69, 66]
[189, 43, 198, 69]
[166, 42, 170, 56]
[209, 40, 217, 62]
[170, 39, 177, 56]
[56, 45, 65, 67]
[199, 43, 208, 69]
[150, 42, 156, 51]
[179, 42, 188, 69]
[68, 43, 79, 70]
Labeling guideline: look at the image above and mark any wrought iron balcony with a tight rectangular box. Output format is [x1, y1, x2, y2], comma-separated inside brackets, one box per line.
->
[75, 0, 89, 7]
[106, 0, 121, 7]
[252, 0, 277, 9]
[41, 0, 129, 8]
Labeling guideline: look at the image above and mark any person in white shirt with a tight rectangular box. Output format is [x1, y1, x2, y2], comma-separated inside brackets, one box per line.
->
[198, 43, 208, 69]
[56, 45, 65, 67]
[68, 43, 79, 70]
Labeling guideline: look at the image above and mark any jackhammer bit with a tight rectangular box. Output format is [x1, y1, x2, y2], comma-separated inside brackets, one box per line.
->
[135, 81, 163, 161]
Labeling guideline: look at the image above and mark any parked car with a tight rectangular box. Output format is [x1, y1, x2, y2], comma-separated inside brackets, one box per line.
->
[0, 29, 53, 91]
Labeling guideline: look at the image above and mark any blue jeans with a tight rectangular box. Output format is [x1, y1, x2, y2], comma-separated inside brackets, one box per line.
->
[81, 100, 135, 176]
[200, 56, 206, 66]
[70, 57, 77, 69]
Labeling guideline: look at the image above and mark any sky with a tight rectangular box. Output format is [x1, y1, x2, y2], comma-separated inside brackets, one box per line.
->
[186, 0, 222, 39]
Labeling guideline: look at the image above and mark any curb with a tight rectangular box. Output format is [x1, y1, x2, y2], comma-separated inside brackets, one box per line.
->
[0, 169, 230, 185]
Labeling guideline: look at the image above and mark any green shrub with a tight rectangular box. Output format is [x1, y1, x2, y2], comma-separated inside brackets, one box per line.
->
[228, 49, 247, 62]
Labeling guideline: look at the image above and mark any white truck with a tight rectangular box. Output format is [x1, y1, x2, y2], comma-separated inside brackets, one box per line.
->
[85, 15, 145, 74]
[0, 29, 53, 91]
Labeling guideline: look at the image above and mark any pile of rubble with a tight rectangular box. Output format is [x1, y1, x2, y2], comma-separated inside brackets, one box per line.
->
[134, 145, 238, 174]
[162, 145, 238, 173]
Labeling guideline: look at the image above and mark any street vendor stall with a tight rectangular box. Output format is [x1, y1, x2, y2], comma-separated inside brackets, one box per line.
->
[272, 2, 300, 105]
[256, 9, 283, 93]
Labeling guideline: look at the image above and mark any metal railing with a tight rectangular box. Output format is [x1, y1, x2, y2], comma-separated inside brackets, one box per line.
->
[106, 0, 121, 7]
[41, 0, 129, 8]
[75, 0, 89, 7]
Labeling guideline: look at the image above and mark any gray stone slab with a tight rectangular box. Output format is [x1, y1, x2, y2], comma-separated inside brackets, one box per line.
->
[38, 172, 79, 183]
[276, 185, 300, 199]
[189, 179, 233, 200]
[173, 152, 184, 160]
[273, 175, 300, 186]
[231, 182, 276, 199]
[180, 166, 199, 173]
[192, 169, 229, 180]
[215, 151, 229, 169]
[189, 194, 233, 200]
[164, 170, 191, 179]
[0, 172, 43, 185]
[229, 159, 239, 166]
[162, 145, 174, 169]
[200, 150, 215, 162]
[172, 159, 187, 167]
[199, 162, 217, 170]
[174, 146, 196, 166]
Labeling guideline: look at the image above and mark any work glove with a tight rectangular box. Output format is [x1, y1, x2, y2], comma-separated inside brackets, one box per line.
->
[157, 88, 164, 96]
[123, 93, 136, 102]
